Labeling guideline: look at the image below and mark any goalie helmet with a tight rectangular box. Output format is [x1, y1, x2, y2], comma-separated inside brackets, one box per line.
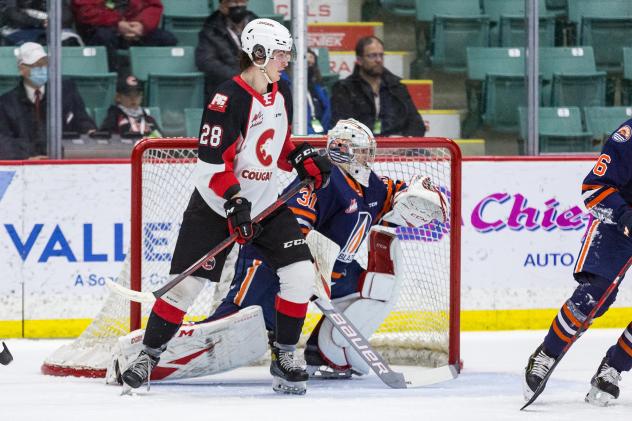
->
[241, 18, 294, 68]
[326, 119, 376, 187]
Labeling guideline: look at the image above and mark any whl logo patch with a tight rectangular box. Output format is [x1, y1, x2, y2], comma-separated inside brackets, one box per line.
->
[0, 171, 15, 202]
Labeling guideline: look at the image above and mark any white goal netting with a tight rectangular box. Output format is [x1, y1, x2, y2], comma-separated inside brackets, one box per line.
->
[42, 137, 461, 377]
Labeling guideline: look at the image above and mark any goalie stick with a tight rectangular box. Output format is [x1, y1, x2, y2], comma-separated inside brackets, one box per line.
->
[0, 342, 13, 365]
[521, 256, 632, 410]
[107, 179, 312, 304]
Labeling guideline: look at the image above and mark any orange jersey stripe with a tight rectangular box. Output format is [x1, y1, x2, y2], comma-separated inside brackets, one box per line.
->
[575, 220, 600, 273]
[585, 187, 616, 209]
[342, 172, 363, 197]
[562, 304, 582, 328]
[377, 179, 395, 221]
[618, 337, 632, 358]
[234, 259, 261, 306]
[552, 319, 572, 343]
[581, 183, 604, 192]
[289, 206, 317, 223]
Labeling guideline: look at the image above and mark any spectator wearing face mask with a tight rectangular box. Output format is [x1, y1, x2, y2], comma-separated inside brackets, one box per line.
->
[0, 42, 96, 160]
[99, 73, 162, 138]
[195, 0, 258, 100]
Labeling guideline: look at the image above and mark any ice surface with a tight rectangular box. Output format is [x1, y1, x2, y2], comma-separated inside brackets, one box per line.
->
[0, 330, 629, 421]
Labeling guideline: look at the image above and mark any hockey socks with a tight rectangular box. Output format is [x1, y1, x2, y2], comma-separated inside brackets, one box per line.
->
[543, 278, 618, 358]
[274, 295, 307, 346]
[605, 322, 632, 373]
[142, 299, 184, 350]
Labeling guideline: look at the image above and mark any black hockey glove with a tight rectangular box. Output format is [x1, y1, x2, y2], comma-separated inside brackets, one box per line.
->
[224, 197, 258, 244]
[287, 143, 331, 190]
[617, 209, 632, 237]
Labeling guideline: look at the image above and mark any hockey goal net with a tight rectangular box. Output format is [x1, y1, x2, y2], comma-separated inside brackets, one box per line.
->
[42, 137, 461, 377]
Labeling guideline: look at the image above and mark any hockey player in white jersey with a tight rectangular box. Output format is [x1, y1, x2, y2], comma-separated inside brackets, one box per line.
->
[119, 18, 331, 395]
[109, 119, 448, 382]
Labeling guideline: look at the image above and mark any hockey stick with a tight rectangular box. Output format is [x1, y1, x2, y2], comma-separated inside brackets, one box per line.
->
[312, 297, 407, 389]
[0, 342, 13, 365]
[520, 256, 632, 410]
[107, 179, 312, 304]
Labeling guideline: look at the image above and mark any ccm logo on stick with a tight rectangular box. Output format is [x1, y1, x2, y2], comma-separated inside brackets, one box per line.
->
[283, 239, 306, 248]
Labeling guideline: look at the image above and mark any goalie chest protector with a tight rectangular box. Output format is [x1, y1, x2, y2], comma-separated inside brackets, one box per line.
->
[286, 166, 402, 267]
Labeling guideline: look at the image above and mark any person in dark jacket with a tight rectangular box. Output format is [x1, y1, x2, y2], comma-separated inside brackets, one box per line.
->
[331, 36, 425, 137]
[195, 0, 257, 100]
[72, 0, 177, 69]
[0, 0, 82, 46]
[99, 73, 162, 137]
[0, 42, 96, 160]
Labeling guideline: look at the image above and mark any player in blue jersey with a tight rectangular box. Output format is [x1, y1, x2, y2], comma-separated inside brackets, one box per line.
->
[204, 118, 448, 378]
[524, 118, 632, 406]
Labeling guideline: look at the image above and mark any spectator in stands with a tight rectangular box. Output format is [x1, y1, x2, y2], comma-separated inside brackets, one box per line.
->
[331, 36, 425, 137]
[72, 0, 177, 70]
[0, 0, 83, 46]
[0, 42, 96, 159]
[195, 0, 257, 100]
[99, 73, 162, 138]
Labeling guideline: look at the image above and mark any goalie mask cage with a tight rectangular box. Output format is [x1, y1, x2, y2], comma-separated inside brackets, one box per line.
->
[41, 137, 461, 378]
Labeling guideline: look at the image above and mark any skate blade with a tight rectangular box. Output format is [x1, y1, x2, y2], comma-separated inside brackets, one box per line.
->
[307, 365, 352, 380]
[272, 377, 306, 395]
[121, 384, 135, 396]
[585, 386, 614, 407]
[522, 376, 535, 402]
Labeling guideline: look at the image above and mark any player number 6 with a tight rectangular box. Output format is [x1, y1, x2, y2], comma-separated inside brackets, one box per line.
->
[592, 154, 611, 177]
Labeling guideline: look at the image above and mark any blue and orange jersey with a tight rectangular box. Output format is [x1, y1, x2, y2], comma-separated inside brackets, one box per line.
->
[582, 118, 632, 223]
[283, 165, 406, 276]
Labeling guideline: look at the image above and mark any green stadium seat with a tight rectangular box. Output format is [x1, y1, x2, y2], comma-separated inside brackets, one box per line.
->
[540, 47, 606, 107]
[519, 106, 594, 152]
[315, 48, 339, 94]
[482, 0, 555, 46]
[380, 0, 416, 16]
[0, 46, 19, 96]
[463, 47, 524, 135]
[431, 15, 490, 72]
[546, 0, 568, 13]
[248, 0, 284, 24]
[482, 73, 531, 131]
[185, 107, 204, 137]
[94, 106, 162, 130]
[499, 15, 556, 47]
[567, 0, 632, 24]
[583, 106, 632, 142]
[624, 48, 632, 105]
[579, 17, 632, 73]
[415, 0, 481, 23]
[61, 47, 117, 110]
[130, 47, 204, 136]
[162, 0, 209, 47]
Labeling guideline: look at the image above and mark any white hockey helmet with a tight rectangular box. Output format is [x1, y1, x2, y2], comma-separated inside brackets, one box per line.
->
[241, 18, 294, 68]
[326, 119, 377, 187]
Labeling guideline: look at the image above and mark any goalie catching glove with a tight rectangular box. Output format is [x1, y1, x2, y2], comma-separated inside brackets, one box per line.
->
[287, 143, 331, 189]
[383, 175, 448, 227]
[224, 196, 258, 244]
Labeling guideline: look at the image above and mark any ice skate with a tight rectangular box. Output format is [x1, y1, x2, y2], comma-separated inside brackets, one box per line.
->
[270, 343, 308, 395]
[121, 350, 160, 390]
[585, 357, 621, 407]
[304, 344, 353, 379]
[523, 344, 556, 401]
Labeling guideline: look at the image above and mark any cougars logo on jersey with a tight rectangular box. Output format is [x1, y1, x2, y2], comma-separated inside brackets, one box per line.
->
[256, 129, 274, 166]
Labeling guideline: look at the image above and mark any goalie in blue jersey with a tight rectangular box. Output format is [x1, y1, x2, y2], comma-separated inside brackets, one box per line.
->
[107, 119, 448, 383]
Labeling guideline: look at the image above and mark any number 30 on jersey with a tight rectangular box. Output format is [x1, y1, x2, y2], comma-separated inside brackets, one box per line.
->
[200, 124, 223, 147]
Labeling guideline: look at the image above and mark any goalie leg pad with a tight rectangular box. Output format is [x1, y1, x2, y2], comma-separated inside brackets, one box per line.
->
[317, 227, 403, 375]
[106, 306, 268, 384]
[159, 275, 207, 313]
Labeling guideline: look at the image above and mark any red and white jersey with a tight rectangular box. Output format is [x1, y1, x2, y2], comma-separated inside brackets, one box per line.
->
[193, 75, 295, 216]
